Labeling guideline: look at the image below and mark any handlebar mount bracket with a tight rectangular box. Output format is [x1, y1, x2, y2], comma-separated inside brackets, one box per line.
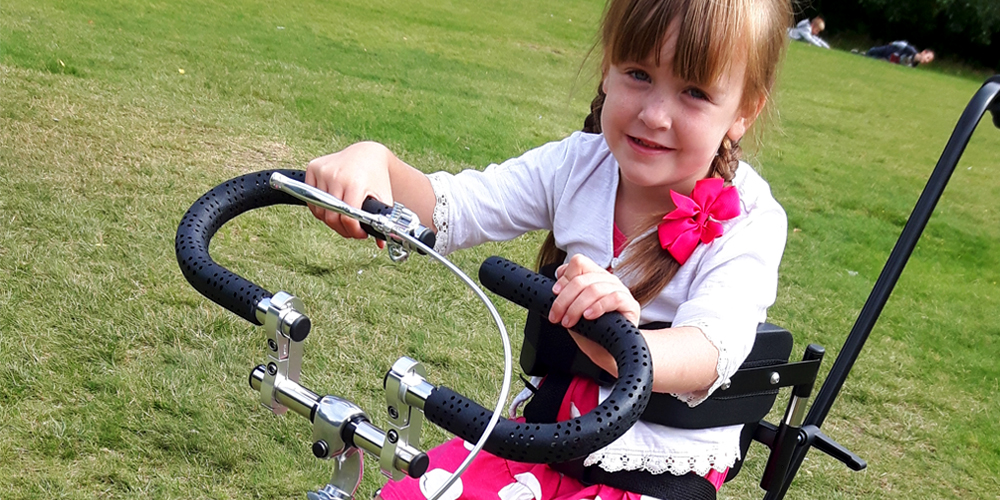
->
[259, 292, 307, 415]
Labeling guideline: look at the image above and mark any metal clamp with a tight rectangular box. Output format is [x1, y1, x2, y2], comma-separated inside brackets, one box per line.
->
[381, 203, 421, 262]
[309, 396, 368, 499]
[383, 357, 434, 481]
[256, 292, 308, 415]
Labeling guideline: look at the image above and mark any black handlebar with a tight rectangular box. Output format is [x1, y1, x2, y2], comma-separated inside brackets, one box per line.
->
[418, 257, 653, 464]
[175, 169, 424, 325]
[175, 169, 306, 325]
[176, 171, 653, 464]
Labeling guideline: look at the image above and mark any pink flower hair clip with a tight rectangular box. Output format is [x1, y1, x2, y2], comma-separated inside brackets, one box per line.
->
[657, 177, 740, 265]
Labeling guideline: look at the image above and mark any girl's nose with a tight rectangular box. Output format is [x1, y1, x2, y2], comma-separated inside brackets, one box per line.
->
[638, 95, 671, 130]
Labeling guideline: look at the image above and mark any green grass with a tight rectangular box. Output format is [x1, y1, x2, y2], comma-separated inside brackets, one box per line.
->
[2, 1, 999, 499]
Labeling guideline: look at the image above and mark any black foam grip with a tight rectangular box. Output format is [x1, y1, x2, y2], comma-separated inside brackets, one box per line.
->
[360, 197, 436, 253]
[360, 197, 393, 241]
[175, 170, 307, 325]
[419, 256, 653, 463]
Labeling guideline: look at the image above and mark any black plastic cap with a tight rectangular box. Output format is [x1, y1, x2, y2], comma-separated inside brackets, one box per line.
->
[312, 440, 329, 458]
[288, 315, 311, 342]
[342, 416, 365, 449]
[408, 452, 430, 478]
[804, 344, 825, 361]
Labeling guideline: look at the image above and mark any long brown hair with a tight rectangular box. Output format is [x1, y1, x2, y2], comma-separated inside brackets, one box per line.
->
[538, 0, 791, 305]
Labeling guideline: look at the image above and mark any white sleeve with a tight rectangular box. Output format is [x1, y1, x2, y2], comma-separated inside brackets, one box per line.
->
[670, 195, 788, 406]
[426, 136, 580, 255]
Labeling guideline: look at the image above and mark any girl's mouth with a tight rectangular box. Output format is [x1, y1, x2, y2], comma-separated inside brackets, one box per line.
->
[629, 135, 671, 151]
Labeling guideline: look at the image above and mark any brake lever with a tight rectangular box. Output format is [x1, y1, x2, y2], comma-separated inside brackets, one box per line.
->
[268, 172, 434, 262]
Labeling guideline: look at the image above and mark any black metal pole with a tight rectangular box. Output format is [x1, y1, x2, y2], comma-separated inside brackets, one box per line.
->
[766, 76, 1000, 500]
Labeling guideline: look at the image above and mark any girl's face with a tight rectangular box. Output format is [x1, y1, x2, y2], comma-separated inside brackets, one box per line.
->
[601, 25, 757, 205]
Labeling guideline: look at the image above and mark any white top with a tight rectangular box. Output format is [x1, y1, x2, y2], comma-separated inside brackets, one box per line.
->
[426, 131, 787, 476]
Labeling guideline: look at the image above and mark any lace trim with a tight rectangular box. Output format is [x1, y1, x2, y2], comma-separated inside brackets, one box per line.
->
[426, 172, 450, 255]
[583, 445, 740, 476]
[669, 319, 731, 407]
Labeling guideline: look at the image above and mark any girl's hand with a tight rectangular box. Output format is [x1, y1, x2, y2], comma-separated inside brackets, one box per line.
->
[548, 254, 640, 328]
[305, 142, 395, 244]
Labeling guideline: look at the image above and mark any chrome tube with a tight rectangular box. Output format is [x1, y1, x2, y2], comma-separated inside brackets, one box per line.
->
[250, 365, 321, 420]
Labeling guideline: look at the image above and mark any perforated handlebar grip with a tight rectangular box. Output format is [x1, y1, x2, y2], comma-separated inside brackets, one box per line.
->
[420, 256, 654, 464]
[176, 170, 307, 325]
[175, 171, 436, 324]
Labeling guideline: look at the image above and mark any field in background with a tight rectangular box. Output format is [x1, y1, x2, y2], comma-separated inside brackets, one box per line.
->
[2, 1, 999, 498]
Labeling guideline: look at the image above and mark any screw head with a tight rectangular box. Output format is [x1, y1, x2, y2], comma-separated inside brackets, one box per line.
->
[387, 406, 399, 419]
[387, 430, 399, 444]
[312, 440, 329, 458]
[267, 363, 278, 376]
[267, 339, 278, 351]
[770, 372, 781, 385]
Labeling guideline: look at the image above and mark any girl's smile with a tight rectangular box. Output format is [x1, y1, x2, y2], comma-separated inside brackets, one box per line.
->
[627, 135, 674, 154]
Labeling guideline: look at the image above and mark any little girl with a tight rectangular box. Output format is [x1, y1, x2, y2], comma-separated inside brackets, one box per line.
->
[306, 0, 792, 498]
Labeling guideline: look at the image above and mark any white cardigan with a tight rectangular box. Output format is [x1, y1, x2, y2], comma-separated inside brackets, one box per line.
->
[427, 131, 787, 476]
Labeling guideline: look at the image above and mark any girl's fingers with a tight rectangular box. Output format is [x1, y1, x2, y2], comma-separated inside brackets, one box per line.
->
[549, 255, 639, 328]
[552, 255, 600, 294]
[560, 282, 635, 328]
[316, 179, 353, 238]
[582, 292, 641, 325]
[304, 168, 321, 220]
[339, 185, 374, 239]
[306, 149, 392, 243]
[550, 275, 638, 328]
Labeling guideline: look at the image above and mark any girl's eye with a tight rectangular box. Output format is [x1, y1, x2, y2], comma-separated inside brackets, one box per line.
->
[686, 87, 710, 101]
[627, 69, 651, 83]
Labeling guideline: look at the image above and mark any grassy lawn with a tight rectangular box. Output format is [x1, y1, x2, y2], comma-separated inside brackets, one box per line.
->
[2, 0, 999, 498]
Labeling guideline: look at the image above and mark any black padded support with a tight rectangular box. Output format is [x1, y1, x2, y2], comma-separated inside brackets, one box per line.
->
[175, 170, 307, 325]
[423, 257, 653, 464]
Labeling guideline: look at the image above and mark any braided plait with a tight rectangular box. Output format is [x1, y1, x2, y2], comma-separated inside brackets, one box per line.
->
[710, 136, 741, 183]
[581, 84, 606, 134]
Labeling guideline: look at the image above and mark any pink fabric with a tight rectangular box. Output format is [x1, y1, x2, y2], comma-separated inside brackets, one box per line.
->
[657, 178, 740, 265]
[704, 469, 727, 490]
[612, 224, 628, 257]
[379, 434, 654, 500]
